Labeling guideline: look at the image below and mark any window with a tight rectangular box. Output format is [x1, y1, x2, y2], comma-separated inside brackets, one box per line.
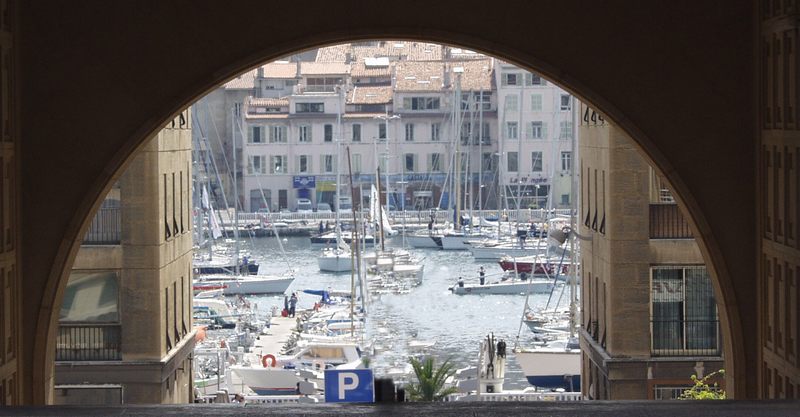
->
[247, 155, 266, 174]
[305, 77, 342, 92]
[560, 94, 572, 111]
[528, 121, 543, 139]
[352, 124, 361, 142]
[506, 122, 518, 139]
[298, 125, 312, 143]
[270, 155, 287, 174]
[475, 91, 492, 110]
[501, 72, 519, 86]
[403, 97, 440, 110]
[482, 152, 494, 172]
[429, 153, 442, 172]
[431, 123, 440, 141]
[531, 152, 543, 172]
[324, 124, 333, 142]
[507, 152, 518, 172]
[379, 123, 387, 139]
[296, 102, 324, 113]
[525, 73, 544, 86]
[234, 103, 242, 118]
[651, 266, 720, 356]
[531, 94, 543, 111]
[559, 121, 573, 140]
[352, 153, 362, 173]
[561, 151, 572, 171]
[298, 155, 311, 173]
[249, 126, 263, 143]
[268, 125, 287, 143]
[404, 153, 417, 172]
[405, 123, 415, 141]
[504, 94, 518, 111]
[60, 271, 120, 323]
[322, 155, 335, 173]
[561, 194, 570, 205]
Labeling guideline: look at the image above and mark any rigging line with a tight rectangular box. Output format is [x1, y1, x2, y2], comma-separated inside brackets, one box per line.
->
[204, 100, 236, 207]
[192, 108, 234, 237]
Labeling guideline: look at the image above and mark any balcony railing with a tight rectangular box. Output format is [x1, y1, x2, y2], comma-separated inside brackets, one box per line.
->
[83, 207, 121, 244]
[56, 324, 122, 361]
[649, 204, 693, 239]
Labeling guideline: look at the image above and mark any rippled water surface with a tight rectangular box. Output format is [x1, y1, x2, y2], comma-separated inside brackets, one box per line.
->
[237, 235, 573, 390]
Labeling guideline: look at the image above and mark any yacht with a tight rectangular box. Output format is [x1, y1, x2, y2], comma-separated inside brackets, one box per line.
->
[193, 274, 294, 295]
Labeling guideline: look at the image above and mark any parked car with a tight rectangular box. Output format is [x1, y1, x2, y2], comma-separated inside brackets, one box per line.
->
[316, 203, 332, 213]
[295, 198, 313, 213]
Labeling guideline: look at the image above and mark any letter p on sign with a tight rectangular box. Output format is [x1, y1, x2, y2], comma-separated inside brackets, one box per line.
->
[324, 369, 374, 403]
[338, 372, 359, 399]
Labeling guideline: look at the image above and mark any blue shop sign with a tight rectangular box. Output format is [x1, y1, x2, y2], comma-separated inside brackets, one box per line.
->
[293, 176, 316, 188]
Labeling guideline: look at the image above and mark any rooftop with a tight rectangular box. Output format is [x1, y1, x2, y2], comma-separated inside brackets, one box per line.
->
[224, 68, 258, 90]
[261, 61, 298, 79]
[394, 61, 446, 91]
[300, 62, 350, 76]
[348, 86, 393, 104]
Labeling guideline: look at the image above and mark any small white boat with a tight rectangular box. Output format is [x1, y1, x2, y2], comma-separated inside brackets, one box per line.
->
[450, 276, 554, 295]
[193, 274, 294, 295]
[514, 337, 581, 391]
[469, 239, 547, 261]
[406, 230, 443, 249]
[317, 247, 352, 272]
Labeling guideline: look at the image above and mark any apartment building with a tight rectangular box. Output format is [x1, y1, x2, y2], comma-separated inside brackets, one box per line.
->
[495, 61, 575, 210]
[53, 112, 195, 404]
[578, 105, 723, 399]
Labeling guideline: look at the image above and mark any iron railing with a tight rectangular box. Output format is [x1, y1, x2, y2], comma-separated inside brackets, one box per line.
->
[56, 324, 122, 361]
[649, 204, 693, 239]
[83, 207, 121, 244]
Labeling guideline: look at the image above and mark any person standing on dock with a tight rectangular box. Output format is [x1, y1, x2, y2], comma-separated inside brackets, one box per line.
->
[289, 292, 298, 318]
[319, 221, 324, 234]
[479, 266, 486, 285]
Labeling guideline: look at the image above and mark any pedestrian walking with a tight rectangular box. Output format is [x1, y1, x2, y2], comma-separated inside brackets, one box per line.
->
[479, 266, 486, 285]
[319, 221, 324, 234]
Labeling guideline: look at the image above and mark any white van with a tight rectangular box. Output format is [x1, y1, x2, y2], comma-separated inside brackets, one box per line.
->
[296, 198, 313, 213]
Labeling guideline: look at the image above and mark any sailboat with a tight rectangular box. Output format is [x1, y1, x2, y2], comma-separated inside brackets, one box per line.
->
[192, 105, 295, 295]
[514, 203, 581, 391]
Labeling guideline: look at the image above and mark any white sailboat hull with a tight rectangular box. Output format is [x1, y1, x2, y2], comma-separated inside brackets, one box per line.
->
[441, 234, 471, 250]
[469, 243, 545, 261]
[451, 278, 553, 295]
[318, 252, 352, 272]
[231, 366, 302, 396]
[515, 348, 581, 391]
[193, 275, 294, 295]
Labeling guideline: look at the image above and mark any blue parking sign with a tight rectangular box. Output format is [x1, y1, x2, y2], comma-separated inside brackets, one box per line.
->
[324, 369, 374, 403]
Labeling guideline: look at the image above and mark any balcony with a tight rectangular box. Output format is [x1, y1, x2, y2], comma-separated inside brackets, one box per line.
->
[56, 324, 122, 361]
[649, 204, 693, 239]
[83, 207, 121, 245]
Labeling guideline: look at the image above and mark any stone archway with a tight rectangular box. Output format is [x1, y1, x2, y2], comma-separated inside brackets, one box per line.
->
[19, 1, 755, 403]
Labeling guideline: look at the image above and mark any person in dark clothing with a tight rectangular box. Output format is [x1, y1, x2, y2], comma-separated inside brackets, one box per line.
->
[319, 221, 324, 234]
[479, 266, 486, 285]
[289, 292, 298, 318]
[325, 221, 331, 231]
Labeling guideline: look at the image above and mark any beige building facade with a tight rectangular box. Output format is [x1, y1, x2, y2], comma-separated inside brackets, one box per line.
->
[578, 106, 724, 399]
[52, 111, 195, 404]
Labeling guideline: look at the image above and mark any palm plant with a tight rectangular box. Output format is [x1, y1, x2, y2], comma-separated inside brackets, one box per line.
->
[405, 356, 459, 401]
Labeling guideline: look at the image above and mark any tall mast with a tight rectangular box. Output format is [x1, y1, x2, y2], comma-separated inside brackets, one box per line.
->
[346, 146, 359, 338]
[377, 167, 386, 252]
[232, 106, 240, 275]
[478, 88, 484, 213]
[454, 69, 462, 231]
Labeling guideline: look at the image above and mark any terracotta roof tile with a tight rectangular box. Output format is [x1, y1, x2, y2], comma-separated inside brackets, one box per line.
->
[262, 62, 298, 79]
[249, 97, 289, 107]
[224, 69, 256, 90]
[350, 61, 393, 78]
[347, 86, 393, 104]
[452, 59, 494, 91]
[394, 61, 446, 91]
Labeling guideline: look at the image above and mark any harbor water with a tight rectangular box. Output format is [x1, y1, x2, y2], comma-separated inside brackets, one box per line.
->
[234, 234, 574, 390]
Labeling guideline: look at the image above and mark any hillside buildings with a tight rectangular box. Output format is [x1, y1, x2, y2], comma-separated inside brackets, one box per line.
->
[193, 42, 576, 213]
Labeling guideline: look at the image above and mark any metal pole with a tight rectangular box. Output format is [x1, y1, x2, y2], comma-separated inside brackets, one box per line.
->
[232, 106, 240, 275]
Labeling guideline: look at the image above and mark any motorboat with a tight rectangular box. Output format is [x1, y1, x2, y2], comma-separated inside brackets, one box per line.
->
[310, 230, 378, 247]
[450, 275, 554, 295]
[193, 274, 294, 295]
[498, 254, 570, 276]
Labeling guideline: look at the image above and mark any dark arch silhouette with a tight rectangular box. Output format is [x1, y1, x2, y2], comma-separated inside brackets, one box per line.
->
[20, 1, 753, 402]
